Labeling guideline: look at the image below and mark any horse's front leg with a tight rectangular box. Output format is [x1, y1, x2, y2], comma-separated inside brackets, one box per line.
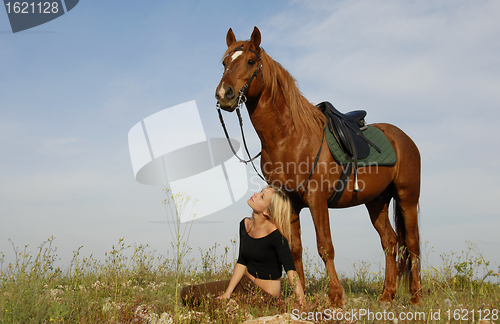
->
[309, 198, 344, 307]
[290, 209, 305, 291]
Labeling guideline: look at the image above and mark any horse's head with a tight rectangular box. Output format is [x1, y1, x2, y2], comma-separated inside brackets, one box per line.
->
[215, 27, 263, 112]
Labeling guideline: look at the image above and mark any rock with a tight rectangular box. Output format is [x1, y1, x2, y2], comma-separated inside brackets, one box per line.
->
[241, 313, 313, 324]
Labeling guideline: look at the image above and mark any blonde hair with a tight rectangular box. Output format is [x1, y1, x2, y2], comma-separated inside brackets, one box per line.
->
[265, 185, 293, 248]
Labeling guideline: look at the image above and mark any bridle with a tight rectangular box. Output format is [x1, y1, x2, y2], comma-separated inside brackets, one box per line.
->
[232, 46, 263, 101]
[216, 46, 325, 193]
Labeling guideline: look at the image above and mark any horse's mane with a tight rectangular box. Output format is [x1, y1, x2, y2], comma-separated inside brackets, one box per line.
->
[223, 41, 325, 135]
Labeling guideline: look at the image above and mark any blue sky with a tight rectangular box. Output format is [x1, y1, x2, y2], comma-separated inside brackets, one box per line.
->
[1, 0, 499, 276]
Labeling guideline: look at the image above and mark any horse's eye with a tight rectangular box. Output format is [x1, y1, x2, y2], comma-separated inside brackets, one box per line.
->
[222, 62, 226, 67]
[248, 60, 256, 66]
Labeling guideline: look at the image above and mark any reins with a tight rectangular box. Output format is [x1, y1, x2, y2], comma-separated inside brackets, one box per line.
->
[216, 46, 325, 194]
[216, 99, 265, 182]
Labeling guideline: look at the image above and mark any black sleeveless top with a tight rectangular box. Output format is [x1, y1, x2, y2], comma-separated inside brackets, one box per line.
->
[236, 218, 296, 280]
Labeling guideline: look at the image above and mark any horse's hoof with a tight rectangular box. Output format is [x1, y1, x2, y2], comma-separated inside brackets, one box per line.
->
[329, 293, 345, 308]
[410, 295, 422, 306]
[378, 291, 395, 304]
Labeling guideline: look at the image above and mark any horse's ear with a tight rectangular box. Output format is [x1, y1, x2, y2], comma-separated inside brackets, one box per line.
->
[250, 26, 261, 48]
[226, 28, 236, 47]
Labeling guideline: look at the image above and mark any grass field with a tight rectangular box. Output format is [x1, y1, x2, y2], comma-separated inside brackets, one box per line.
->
[2, 192, 499, 323]
[1, 235, 499, 323]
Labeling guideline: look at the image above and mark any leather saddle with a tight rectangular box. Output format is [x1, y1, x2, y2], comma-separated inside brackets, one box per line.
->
[316, 101, 381, 160]
[317, 101, 381, 194]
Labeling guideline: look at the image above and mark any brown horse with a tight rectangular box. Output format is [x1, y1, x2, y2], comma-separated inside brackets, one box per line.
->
[215, 27, 421, 306]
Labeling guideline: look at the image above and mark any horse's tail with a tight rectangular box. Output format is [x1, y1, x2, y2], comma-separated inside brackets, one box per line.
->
[393, 200, 419, 286]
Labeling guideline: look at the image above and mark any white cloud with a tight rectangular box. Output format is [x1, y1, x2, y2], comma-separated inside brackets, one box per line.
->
[260, 0, 500, 117]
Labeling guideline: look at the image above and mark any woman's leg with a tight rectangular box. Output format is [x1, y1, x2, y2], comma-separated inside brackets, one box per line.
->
[180, 276, 277, 306]
[180, 279, 231, 306]
[237, 276, 278, 302]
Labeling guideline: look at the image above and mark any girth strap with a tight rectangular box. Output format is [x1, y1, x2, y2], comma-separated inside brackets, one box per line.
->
[327, 163, 352, 207]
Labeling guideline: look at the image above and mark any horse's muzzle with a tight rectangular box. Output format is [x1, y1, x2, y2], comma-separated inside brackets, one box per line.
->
[215, 84, 238, 111]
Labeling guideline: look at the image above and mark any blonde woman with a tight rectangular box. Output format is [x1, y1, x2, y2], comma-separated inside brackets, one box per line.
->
[180, 185, 305, 306]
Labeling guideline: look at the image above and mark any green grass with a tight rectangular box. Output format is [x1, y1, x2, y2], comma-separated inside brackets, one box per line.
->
[1, 238, 499, 323]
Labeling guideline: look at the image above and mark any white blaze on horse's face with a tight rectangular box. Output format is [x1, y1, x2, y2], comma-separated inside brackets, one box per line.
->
[218, 82, 226, 99]
[230, 50, 243, 62]
[218, 51, 242, 100]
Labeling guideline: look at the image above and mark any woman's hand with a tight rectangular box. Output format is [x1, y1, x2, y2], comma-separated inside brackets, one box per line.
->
[285, 291, 306, 309]
[216, 291, 232, 300]
[217, 263, 247, 301]
[296, 293, 306, 307]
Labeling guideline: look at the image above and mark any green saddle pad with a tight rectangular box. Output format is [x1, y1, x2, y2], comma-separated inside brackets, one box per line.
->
[325, 125, 397, 166]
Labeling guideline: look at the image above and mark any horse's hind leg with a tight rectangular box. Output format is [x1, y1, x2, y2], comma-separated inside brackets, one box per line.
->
[395, 197, 422, 305]
[392, 145, 422, 304]
[365, 190, 398, 303]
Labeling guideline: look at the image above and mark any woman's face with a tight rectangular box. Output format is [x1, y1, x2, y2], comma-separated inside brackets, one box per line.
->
[247, 187, 274, 215]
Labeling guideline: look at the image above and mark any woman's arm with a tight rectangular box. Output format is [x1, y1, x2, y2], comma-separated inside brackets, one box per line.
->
[287, 270, 305, 305]
[218, 263, 247, 299]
